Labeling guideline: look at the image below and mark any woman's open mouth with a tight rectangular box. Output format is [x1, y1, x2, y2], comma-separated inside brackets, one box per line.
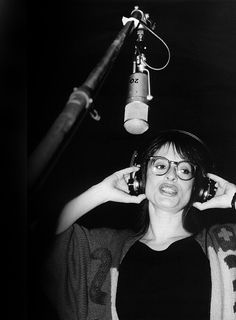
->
[159, 183, 178, 196]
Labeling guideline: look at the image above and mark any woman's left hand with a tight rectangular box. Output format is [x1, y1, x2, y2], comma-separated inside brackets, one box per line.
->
[193, 173, 236, 211]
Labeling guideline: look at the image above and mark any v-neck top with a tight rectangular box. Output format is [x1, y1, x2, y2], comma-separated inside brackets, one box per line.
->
[116, 236, 211, 320]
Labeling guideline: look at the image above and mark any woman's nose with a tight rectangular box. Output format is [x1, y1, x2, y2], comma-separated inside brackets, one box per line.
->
[165, 165, 178, 181]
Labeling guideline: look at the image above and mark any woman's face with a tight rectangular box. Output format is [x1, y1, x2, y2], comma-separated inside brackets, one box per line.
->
[145, 143, 195, 213]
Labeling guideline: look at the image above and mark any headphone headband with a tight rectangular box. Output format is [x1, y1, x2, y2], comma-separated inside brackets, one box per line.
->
[158, 129, 207, 147]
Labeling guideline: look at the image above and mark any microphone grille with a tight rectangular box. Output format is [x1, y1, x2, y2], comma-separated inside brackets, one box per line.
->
[124, 101, 149, 134]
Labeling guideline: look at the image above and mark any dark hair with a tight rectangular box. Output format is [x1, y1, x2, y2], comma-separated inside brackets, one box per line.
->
[134, 129, 213, 236]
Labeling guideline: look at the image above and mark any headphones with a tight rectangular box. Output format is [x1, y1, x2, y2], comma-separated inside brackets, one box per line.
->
[127, 130, 217, 203]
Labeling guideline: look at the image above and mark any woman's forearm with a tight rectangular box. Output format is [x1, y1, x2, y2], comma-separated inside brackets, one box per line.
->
[56, 183, 107, 234]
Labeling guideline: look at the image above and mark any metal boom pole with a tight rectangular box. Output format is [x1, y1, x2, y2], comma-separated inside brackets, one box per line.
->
[28, 19, 135, 190]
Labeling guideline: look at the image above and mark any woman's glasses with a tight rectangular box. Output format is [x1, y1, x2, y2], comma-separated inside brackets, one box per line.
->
[149, 156, 197, 181]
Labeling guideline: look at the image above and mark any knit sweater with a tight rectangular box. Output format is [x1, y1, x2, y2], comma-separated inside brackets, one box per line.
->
[44, 223, 236, 320]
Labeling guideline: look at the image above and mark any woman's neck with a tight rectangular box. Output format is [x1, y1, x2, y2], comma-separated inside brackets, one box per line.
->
[143, 203, 191, 243]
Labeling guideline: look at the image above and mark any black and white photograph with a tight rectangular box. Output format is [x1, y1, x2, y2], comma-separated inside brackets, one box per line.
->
[18, 0, 236, 319]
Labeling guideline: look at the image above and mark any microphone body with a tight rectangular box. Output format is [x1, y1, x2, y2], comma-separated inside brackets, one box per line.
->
[124, 72, 149, 134]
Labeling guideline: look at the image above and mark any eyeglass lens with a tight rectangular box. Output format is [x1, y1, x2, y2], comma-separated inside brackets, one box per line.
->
[150, 157, 195, 180]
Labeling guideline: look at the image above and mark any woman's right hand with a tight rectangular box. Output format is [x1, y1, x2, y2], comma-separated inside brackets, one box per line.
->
[97, 166, 146, 204]
[56, 167, 146, 234]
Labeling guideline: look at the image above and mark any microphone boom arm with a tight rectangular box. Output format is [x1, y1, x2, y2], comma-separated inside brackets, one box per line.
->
[28, 18, 136, 190]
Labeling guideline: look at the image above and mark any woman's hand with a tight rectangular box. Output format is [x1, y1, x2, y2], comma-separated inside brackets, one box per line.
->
[98, 166, 146, 204]
[193, 173, 236, 211]
[56, 166, 146, 234]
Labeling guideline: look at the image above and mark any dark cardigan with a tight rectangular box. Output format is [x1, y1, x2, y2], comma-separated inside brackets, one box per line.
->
[44, 223, 236, 320]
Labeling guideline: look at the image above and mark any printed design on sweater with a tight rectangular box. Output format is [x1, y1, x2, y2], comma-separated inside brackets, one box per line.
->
[213, 225, 236, 252]
[89, 247, 112, 305]
[212, 225, 236, 314]
[225, 254, 236, 313]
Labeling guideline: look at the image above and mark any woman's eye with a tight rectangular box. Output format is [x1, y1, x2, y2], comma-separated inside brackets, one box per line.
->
[182, 169, 190, 174]
[155, 162, 167, 169]
[180, 166, 192, 175]
[157, 164, 166, 169]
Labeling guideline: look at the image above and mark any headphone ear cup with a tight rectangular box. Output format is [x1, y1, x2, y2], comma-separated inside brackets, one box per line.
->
[195, 177, 217, 203]
[136, 168, 145, 194]
[128, 168, 142, 195]
[195, 177, 208, 202]
[128, 150, 145, 195]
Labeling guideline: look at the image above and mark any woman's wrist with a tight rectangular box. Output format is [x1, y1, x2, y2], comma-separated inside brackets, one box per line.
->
[91, 182, 111, 204]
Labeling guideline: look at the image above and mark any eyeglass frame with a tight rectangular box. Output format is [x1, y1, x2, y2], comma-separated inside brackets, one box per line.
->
[148, 156, 197, 181]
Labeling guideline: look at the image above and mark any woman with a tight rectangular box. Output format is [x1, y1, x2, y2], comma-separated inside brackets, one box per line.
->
[45, 130, 236, 320]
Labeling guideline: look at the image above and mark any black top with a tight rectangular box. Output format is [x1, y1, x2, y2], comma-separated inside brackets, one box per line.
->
[116, 236, 211, 320]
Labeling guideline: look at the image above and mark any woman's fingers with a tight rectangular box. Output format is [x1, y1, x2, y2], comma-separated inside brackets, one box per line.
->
[114, 166, 140, 178]
[207, 173, 227, 186]
[193, 174, 236, 211]
[120, 193, 146, 204]
[100, 166, 146, 203]
[193, 195, 228, 211]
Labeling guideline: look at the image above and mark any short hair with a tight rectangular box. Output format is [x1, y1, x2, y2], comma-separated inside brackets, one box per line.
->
[134, 129, 213, 235]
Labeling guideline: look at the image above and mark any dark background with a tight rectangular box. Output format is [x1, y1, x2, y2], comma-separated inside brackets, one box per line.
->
[28, 0, 236, 221]
[3, 0, 236, 319]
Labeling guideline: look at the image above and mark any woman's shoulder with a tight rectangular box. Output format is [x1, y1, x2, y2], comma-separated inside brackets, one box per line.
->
[50, 224, 136, 259]
[79, 224, 134, 241]
[58, 223, 135, 248]
[55, 223, 133, 238]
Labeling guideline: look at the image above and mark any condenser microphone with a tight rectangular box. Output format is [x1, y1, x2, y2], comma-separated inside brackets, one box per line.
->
[124, 71, 152, 134]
